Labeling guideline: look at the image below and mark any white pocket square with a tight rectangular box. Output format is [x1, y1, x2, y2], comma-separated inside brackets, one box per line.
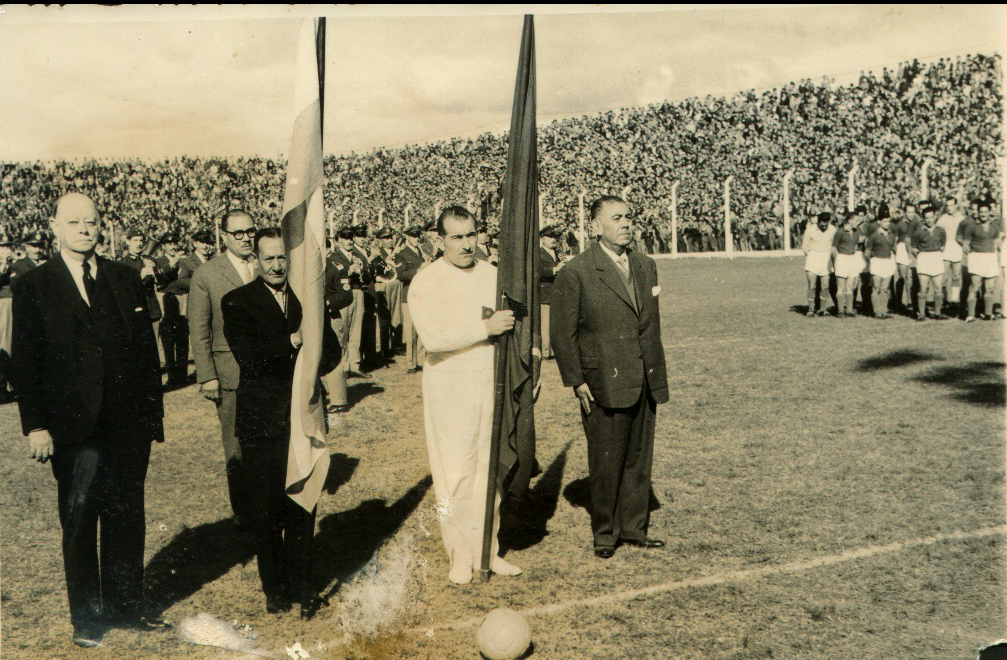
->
[134, 306, 144, 312]
[652, 286, 661, 296]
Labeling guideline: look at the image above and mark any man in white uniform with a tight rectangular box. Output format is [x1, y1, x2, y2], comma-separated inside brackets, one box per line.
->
[936, 196, 965, 313]
[408, 206, 522, 585]
[801, 212, 837, 317]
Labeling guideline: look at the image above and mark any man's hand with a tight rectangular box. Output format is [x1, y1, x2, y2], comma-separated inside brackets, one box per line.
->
[484, 310, 515, 337]
[291, 329, 303, 349]
[29, 429, 54, 463]
[200, 378, 221, 402]
[574, 383, 594, 415]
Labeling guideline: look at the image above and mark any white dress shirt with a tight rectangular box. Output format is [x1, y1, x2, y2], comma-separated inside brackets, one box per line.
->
[60, 249, 98, 306]
[226, 250, 255, 284]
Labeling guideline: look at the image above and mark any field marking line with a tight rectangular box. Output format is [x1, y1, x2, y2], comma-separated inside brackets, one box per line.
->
[419, 524, 1006, 633]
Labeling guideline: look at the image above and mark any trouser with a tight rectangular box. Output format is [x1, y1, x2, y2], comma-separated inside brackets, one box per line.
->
[159, 317, 189, 385]
[152, 320, 164, 367]
[582, 382, 657, 548]
[422, 364, 500, 571]
[374, 286, 392, 359]
[402, 302, 426, 370]
[322, 316, 348, 406]
[344, 289, 364, 372]
[541, 304, 552, 358]
[360, 290, 378, 367]
[241, 434, 316, 603]
[216, 388, 247, 521]
[51, 440, 151, 626]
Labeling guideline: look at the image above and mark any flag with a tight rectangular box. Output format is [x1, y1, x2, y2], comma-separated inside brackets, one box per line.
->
[281, 17, 329, 512]
[493, 14, 539, 497]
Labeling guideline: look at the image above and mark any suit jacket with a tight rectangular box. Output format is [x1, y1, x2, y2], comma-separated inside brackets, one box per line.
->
[119, 254, 162, 321]
[188, 252, 253, 389]
[11, 255, 164, 445]
[221, 279, 340, 440]
[323, 251, 356, 319]
[540, 246, 560, 305]
[393, 244, 425, 303]
[8, 256, 40, 294]
[550, 241, 669, 409]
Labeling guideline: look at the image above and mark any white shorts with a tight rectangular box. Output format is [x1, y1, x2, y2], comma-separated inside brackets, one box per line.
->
[804, 251, 831, 277]
[942, 240, 963, 263]
[895, 242, 911, 266]
[834, 253, 860, 279]
[916, 251, 944, 278]
[968, 251, 999, 279]
[870, 256, 896, 279]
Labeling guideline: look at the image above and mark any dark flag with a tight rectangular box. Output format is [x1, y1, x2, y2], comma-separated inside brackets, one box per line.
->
[491, 14, 540, 499]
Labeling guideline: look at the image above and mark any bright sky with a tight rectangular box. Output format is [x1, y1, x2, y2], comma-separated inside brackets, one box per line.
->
[1, 5, 1003, 161]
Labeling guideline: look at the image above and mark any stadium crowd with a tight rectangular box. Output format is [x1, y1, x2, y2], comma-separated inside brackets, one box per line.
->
[0, 52, 1001, 257]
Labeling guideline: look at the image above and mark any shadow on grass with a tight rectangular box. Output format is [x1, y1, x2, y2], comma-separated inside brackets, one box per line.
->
[562, 478, 662, 519]
[912, 361, 1006, 407]
[347, 382, 385, 408]
[314, 475, 431, 600]
[324, 452, 360, 495]
[143, 453, 359, 615]
[855, 349, 940, 372]
[499, 441, 572, 553]
[144, 517, 255, 616]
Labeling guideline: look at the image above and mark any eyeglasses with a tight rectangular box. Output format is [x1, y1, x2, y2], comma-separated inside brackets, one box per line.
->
[223, 228, 255, 239]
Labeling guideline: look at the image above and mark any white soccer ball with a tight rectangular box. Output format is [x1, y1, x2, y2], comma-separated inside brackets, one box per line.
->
[477, 608, 531, 660]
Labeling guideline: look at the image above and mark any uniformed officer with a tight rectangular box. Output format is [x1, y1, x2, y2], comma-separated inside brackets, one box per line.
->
[155, 232, 189, 388]
[394, 224, 430, 373]
[539, 224, 565, 358]
[9, 230, 49, 290]
[119, 228, 163, 342]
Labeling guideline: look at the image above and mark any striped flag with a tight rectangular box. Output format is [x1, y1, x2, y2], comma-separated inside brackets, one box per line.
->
[281, 17, 329, 512]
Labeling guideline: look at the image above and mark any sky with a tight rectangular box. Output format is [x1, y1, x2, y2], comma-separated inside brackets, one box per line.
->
[1, 4, 1004, 161]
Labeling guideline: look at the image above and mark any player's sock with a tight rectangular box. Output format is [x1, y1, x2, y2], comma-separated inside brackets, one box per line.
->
[918, 293, 927, 317]
[934, 291, 943, 317]
[984, 287, 995, 317]
[967, 295, 978, 318]
[876, 289, 889, 316]
[836, 291, 845, 315]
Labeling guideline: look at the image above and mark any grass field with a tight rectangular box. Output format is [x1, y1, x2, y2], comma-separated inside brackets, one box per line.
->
[1, 255, 1004, 659]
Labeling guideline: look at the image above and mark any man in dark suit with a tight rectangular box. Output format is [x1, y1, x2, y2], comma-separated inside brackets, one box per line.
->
[551, 195, 670, 559]
[11, 193, 168, 647]
[221, 228, 339, 619]
[394, 223, 429, 373]
[159, 229, 215, 389]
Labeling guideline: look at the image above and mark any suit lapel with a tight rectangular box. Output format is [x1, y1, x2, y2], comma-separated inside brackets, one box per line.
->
[252, 279, 287, 322]
[630, 252, 649, 320]
[218, 254, 245, 289]
[592, 243, 636, 315]
[97, 258, 135, 342]
[50, 256, 94, 329]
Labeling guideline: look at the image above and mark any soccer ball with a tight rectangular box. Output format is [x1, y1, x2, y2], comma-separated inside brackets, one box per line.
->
[476, 608, 531, 660]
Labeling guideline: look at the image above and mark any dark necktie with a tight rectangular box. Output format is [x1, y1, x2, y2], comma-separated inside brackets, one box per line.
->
[81, 260, 96, 305]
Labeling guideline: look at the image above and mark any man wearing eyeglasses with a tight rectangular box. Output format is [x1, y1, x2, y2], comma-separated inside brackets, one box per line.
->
[188, 210, 258, 529]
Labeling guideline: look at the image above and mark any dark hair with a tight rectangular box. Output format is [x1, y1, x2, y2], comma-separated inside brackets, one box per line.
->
[436, 205, 475, 236]
[254, 226, 282, 254]
[946, 195, 957, 203]
[589, 195, 626, 221]
[221, 209, 253, 233]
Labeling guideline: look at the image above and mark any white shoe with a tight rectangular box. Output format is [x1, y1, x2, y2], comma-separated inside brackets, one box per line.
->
[491, 556, 523, 577]
[448, 562, 473, 584]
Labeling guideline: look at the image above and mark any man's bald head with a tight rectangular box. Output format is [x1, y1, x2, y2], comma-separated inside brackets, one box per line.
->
[51, 192, 100, 259]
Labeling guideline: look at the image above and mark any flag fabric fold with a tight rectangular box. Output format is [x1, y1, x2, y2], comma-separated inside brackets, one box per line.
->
[282, 17, 329, 512]
[494, 14, 540, 497]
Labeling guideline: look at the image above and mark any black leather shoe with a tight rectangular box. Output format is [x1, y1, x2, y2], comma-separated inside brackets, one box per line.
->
[299, 595, 329, 621]
[594, 547, 615, 559]
[620, 537, 666, 549]
[73, 624, 104, 647]
[266, 596, 292, 614]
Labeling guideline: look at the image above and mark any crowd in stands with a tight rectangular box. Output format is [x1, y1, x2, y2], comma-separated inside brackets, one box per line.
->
[1, 53, 1001, 256]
